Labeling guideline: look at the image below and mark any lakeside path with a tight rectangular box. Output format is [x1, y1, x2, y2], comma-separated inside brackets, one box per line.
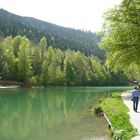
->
[122, 92, 140, 140]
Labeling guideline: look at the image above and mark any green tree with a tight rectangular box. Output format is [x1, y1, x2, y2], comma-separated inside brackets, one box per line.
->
[12, 35, 23, 57]
[45, 47, 65, 85]
[0, 38, 5, 79]
[64, 50, 76, 85]
[73, 51, 88, 85]
[39, 37, 47, 61]
[18, 36, 31, 83]
[31, 46, 42, 84]
[88, 56, 106, 85]
[64, 56, 75, 85]
[1, 36, 17, 80]
[101, 0, 140, 79]
[41, 53, 48, 86]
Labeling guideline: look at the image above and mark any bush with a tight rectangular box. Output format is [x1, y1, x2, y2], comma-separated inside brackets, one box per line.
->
[94, 106, 103, 116]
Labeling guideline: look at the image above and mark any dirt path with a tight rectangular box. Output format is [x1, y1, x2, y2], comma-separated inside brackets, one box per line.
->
[122, 91, 140, 140]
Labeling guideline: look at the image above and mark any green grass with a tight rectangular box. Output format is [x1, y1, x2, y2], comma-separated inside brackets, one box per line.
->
[96, 92, 136, 140]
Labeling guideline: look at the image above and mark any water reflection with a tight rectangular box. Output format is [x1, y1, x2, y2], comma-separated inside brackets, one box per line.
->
[0, 87, 130, 140]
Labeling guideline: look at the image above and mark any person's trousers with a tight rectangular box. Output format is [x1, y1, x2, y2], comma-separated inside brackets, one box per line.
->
[133, 97, 139, 111]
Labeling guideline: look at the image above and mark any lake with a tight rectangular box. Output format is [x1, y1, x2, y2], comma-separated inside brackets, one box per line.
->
[0, 87, 131, 140]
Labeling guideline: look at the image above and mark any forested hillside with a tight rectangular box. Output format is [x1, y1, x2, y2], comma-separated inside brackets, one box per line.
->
[0, 9, 132, 86]
[0, 9, 104, 59]
[0, 35, 128, 86]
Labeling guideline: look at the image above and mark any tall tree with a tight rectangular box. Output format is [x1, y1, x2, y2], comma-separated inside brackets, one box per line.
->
[73, 51, 88, 85]
[45, 47, 65, 85]
[0, 38, 5, 79]
[18, 36, 31, 83]
[39, 37, 47, 61]
[32, 47, 42, 75]
[12, 35, 23, 57]
[64, 50, 76, 85]
[100, 0, 140, 79]
[1, 36, 16, 80]
[41, 52, 48, 86]
[64, 57, 75, 85]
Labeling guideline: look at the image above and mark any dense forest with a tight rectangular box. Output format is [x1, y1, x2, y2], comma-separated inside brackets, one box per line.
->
[0, 5, 139, 87]
[0, 9, 104, 60]
[0, 35, 128, 86]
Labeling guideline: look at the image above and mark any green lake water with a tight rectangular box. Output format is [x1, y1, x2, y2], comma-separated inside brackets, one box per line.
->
[0, 87, 131, 140]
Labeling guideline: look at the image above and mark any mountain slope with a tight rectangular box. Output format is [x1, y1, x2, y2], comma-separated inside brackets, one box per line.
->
[0, 9, 104, 59]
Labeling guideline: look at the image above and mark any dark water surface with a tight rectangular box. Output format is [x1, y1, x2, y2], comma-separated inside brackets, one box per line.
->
[0, 87, 131, 140]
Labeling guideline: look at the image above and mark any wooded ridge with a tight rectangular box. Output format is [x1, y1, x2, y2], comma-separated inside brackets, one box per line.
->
[0, 9, 104, 60]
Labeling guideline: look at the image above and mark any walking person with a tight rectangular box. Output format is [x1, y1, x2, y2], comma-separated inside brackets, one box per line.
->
[131, 87, 140, 112]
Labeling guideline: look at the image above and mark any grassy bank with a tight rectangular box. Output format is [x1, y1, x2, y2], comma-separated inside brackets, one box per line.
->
[95, 92, 136, 140]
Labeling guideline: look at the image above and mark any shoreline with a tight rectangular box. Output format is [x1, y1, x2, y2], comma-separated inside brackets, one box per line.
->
[95, 91, 136, 140]
[0, 85, 19, 89]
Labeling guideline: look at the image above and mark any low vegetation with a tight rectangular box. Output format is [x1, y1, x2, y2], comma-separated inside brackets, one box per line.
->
[95, 92, 136, 140]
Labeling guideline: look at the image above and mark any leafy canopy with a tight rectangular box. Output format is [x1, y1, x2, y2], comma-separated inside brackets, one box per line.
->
[100, 0, 140, 79]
